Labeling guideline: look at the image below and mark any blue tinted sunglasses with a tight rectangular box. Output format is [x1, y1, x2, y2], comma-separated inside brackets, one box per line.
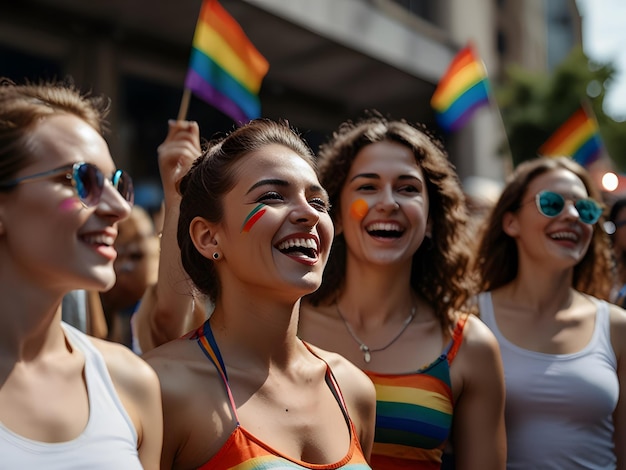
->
[0, 162, 134, 208]
[535, 190, 602, 225]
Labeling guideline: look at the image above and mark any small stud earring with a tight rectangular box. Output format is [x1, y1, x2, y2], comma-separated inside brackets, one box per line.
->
[212, 252, 220, 260]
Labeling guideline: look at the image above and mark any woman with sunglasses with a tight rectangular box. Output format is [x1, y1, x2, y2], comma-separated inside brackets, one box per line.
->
[143, 119, 376, 469]
[473, 156, 626, 469]
[0, 79, 162, 468]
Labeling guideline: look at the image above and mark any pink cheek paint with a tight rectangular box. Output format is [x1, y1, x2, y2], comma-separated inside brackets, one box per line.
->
[58, 197, 82, 212]
[241, 204, 267, 233]
[350, 198, 369, 221]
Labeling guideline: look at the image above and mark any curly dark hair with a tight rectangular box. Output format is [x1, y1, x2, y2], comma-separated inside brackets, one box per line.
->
[474, 156, 613, 300]
[306, 111, 473, 329]
[177, 118, 317, 302]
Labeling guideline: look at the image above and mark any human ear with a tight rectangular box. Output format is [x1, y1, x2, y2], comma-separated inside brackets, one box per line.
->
[502, 211, 520, 237]
[189, 216, 219, 260]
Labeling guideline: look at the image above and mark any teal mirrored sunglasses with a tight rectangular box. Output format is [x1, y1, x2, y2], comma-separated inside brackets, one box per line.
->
[535, 190, 602, 225]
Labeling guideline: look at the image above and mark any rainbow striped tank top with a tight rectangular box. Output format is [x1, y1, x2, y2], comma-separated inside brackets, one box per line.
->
[192, 321, 372, 470]
[365, 316, 467, 470]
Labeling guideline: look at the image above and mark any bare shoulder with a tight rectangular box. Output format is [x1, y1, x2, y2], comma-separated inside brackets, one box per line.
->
[89, 336, 159, 391]
[607, 301, 626, 326]
[452, 314, 503, 381]
[458, 313, 500, 353]
[142, 336, 235, 467]
[606, 302, 626, 358]
[142, 338, 205, 399]
[305, 343, 375, 401]
[141, 337, 227, 416]
[451, 313, 505, 406]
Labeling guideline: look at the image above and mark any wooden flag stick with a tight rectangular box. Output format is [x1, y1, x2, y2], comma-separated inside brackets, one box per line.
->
[177, 88, 192, 121]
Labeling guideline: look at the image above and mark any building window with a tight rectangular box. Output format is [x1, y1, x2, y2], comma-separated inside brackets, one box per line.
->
[388, 0, 434, 21]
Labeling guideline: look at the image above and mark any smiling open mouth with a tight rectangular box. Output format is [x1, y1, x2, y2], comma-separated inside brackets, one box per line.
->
[276, 238, 318, 258]
[365, 222, 404, 238]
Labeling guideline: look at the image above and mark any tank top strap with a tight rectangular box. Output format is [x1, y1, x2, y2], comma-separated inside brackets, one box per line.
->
[589, 297, 612, 348]
[301, 341, 352, 429]
[442, 312, 469, 365]
[192, 320, 240, 423]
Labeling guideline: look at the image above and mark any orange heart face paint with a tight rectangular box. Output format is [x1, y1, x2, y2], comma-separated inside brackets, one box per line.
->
[241, 204, 267, 233]
[350, 198, 368, 221]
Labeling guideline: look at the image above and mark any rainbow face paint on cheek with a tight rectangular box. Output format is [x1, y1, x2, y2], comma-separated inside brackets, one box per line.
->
[350, 198, 369, 221]
[241, 204, 267, 233]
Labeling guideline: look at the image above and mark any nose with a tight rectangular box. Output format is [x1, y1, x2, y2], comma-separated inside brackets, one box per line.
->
[291, 196, 321, 227]
[375, 187, 399, 212]
[562, 200, 581, 221]
[97, 181, 132, 221]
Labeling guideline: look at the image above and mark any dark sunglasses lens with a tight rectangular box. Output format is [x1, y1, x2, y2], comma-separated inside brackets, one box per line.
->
[112, 170, 134, 205]
[575, 199, 602, 224]
[538, 191, 564, 217]
[75, 163, 104, 207]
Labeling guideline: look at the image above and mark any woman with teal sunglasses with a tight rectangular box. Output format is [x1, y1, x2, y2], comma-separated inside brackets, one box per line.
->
[473, 156, 626, 469]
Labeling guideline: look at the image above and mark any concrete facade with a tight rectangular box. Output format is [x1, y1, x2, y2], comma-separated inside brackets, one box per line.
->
[0, 0, 582, 189]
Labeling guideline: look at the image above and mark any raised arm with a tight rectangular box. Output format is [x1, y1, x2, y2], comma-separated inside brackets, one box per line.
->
[133, 120, 207, 353]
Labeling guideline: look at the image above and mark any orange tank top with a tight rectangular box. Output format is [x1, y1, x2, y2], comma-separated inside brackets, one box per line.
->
[192, 320, 372, 470]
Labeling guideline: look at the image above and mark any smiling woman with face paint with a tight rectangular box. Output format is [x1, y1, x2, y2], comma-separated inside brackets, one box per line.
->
[473, 156, 626, 469]
[143, 119, 376, 470]
[0, 79, 162, 469]
[298, 112, 506, 470]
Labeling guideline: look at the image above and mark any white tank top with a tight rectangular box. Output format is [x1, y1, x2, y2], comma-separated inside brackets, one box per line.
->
[479, 292, 618, 469]
[0, 322, 142, 469]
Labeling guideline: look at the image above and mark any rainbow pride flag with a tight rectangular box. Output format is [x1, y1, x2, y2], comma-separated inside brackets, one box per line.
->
[430, 44, 490, 133]
[538, 107, 603, 167]
[184, 0, 269, 123]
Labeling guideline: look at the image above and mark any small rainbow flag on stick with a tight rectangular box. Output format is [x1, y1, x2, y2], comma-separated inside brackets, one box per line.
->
[538, 106, 603, 167]
[431, 44, 491, 133]
[179, 0, 269, 123]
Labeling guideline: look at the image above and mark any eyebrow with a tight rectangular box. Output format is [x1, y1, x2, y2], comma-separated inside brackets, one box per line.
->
[246, 178, 288, 194]
[246, 178, 328, 198]
[349, 173, 422, 183]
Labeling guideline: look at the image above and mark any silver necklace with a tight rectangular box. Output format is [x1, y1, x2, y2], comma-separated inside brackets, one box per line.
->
[335, 302, 416, 363]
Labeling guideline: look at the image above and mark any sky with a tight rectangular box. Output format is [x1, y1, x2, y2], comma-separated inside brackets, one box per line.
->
[576, 0, 626, 121]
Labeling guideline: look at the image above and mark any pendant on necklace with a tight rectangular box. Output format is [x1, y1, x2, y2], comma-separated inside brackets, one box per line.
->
[360, 344, 371, 363]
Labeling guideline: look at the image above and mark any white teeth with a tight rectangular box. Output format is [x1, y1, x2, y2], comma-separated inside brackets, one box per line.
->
[277, 238, 318, 251]
[82, 234, 115, 246]
[366, 222, 402, 232]
[550, 231, 578, 241]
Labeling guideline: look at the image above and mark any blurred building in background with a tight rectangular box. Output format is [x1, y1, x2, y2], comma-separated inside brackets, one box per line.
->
[0, 0, 582, 195]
